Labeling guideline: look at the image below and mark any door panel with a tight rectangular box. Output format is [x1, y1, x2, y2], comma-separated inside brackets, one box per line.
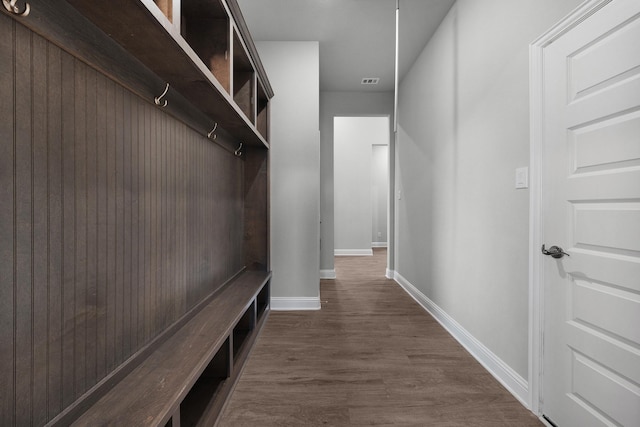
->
[567, 323, 640, 385]
[566, 252, 640, 292]
[573, 203, 640, 252]
[569, 16, 640, 100]
[572, 279, 640, 343]
[572, 112, 640, 173]
[542, 0, 640, 426]
[571, 351, 640, 427]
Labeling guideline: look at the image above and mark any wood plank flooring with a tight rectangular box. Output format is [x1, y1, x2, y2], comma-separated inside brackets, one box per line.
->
[219, 249, 542, 426]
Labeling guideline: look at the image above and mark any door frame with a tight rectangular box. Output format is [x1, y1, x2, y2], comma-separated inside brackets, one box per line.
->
[331, 115, 393, 270]
[528, 0, 613, 417]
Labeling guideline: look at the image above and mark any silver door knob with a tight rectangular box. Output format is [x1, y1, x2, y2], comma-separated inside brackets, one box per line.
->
[541, 244, 570, 259]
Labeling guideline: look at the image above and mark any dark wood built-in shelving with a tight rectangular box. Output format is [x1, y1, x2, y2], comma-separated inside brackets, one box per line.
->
[180, 337, 231, 427]
[257, 81, 270, 139]
[65, 0, 272, 147]
[257, 284, 270, 318]
[232, 29, 255, 122]
[232, 301, 256, 359]
[70, 271, 271, 427]
[1, 0, 272, 426]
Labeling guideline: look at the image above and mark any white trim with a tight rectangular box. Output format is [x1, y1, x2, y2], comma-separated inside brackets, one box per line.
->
[270, 296, 321, 311]
[528, 0, 611, 416]
[320, 269, 336, 280]
[394, 271, 530, 408]
[385, 268, 394, 279]
[372, 242, 388, 248]
[529, 28, 545, 419]
[334, 249, 373, 256]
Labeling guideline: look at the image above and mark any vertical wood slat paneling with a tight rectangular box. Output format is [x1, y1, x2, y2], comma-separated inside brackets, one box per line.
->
[14, 22, 33, 425]
[74, 57, 87, 400]
[167, 117, 173, 321]
[105, 77, 116, 375]
[187, 132, 193, 307]
[244, 148, 269, 270]
[85, 66, 98, 389]
[61, 49, 76, 411]
[163, 108, 169, 321]
[127, 92, 137, 351]
[46, 40, 64, 421]
[32, 32, 49, 427]
[143, 101, 150, 344]
[2, 18, 247, 426]
[181, 124, 187, 316]
[151, 102, 156, 341]
[160, 108, 166, 330]
[95, 71, 107, 384]
[0, 15, 15, 426]
[136, 100, 145, 348]
[123, 89, 132, 357]
[167, 117, 173, 322]
[114, 83, 124, 367]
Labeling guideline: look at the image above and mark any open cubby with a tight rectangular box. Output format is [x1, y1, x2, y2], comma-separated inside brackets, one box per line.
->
[256, 81, 269, 140]
[233, 302, 256, 359]
[257, 282, 270, 320]
[180, 337, 231, 427]
[154, 0, 173, 22]
[181, 0, 231, 93]
[233, 30, 255, 121]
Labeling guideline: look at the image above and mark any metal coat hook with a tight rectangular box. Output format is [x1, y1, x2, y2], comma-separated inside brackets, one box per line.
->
[234, 142, 243, 157]
[154, 83, 169, 107]
[207, 122, 218, 140]
[3, 0, 30, 16]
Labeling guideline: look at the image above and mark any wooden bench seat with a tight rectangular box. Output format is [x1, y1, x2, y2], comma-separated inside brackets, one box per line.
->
[70, 270, 271, 427]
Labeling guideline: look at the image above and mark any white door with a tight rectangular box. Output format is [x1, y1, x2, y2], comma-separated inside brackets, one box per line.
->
[542, 0, 640, 426]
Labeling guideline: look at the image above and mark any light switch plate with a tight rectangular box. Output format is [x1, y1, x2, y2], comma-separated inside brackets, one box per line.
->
[515, 167, 529, 189]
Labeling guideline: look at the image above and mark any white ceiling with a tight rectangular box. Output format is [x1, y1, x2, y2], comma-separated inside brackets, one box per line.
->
[237, 0, 456, 92]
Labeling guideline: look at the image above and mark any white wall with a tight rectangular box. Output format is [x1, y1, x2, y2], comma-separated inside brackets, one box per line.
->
[320, 92, 394, 275]
[256, 42, 321, 309]
[395, 0, 582, 381]
[334, 117, 388, 255]
[372, 145, 388, 245]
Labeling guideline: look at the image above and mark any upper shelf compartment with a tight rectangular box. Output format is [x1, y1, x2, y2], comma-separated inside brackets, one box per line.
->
[65, 0, 273, 147]
[181, 0, 230, 94]
[153, 0, 178, 23]
[233, 29, 255, 122]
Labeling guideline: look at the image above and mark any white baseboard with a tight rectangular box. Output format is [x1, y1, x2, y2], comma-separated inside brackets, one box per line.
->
[539, 416, 555, 427]
[334, 249, 373, 256]
[385, 269, 394, 279]
[372, 242, 388, 248]
[270, 296, 321, 311]
[393, 272, 530, 409]
[320, 269, 336, 279]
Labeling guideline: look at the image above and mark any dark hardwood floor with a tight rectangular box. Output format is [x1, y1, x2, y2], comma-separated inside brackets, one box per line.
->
[219, 249, 542, 426]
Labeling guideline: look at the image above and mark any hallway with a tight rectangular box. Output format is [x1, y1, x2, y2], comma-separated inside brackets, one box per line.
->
[220, 249, 541, 426]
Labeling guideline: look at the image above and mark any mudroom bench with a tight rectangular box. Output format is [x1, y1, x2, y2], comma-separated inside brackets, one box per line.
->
[70, 270, 270, 427]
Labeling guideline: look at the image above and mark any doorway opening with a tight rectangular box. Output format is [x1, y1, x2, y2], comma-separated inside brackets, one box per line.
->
[333, 116, 390, 276]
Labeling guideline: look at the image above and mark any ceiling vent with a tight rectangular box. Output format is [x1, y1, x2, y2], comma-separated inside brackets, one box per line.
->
[361, 77, 380, 85]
